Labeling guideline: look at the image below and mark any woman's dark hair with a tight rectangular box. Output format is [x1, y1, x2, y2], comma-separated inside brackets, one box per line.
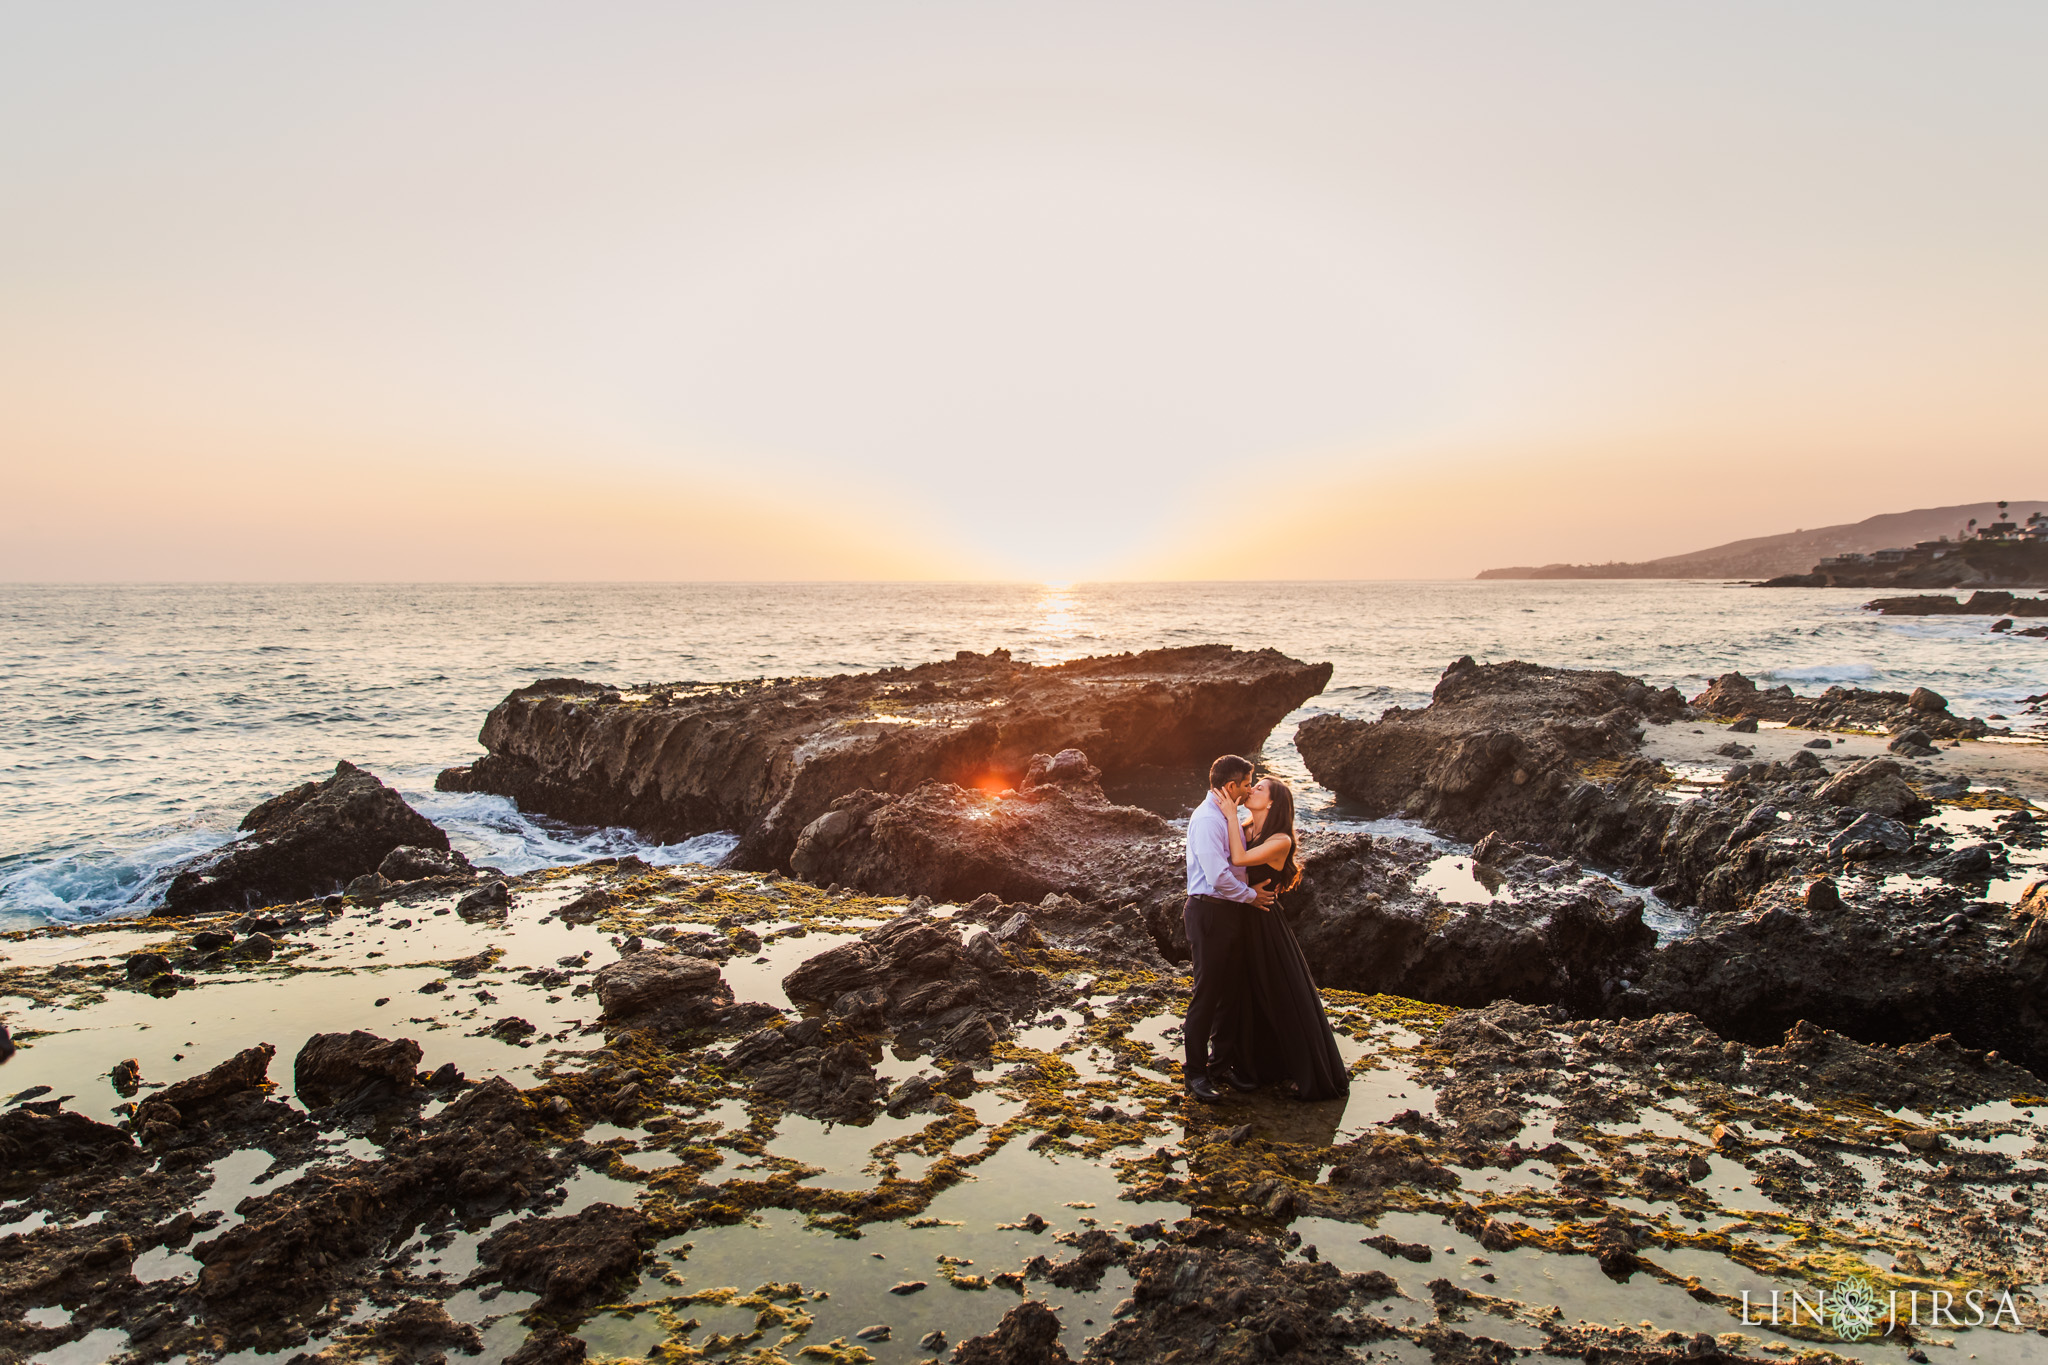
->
[1259, 777, 1301, 893]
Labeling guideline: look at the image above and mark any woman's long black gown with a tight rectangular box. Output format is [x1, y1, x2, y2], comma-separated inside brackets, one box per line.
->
[1227, 860, 1350, 1101]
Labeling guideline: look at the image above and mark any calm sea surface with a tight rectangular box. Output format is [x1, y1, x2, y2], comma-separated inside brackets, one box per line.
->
[4, 581, 2043, 928]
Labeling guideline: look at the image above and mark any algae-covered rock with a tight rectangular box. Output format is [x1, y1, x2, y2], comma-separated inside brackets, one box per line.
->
[949, 1300, 1071, 1365]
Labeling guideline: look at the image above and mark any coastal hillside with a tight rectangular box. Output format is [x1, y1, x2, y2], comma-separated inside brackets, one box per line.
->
[1478, 500, 2047, 580]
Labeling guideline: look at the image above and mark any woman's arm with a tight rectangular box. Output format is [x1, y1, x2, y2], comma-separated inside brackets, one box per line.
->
[1221, 794, 1247, 864]
[1229, 831, 1292, 868]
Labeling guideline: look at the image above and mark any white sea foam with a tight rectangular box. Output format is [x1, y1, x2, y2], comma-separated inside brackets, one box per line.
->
[1753, 662, 1880, 684]
[0, 827, 239, 926]
[406, 786, 738, 877]
[0, 801, 735, 930]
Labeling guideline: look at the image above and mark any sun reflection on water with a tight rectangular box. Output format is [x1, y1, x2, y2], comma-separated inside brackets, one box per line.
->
[1035, 583, 1079, 647]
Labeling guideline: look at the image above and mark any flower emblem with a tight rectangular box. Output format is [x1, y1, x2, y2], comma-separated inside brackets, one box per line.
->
[1829, 1277, 1883, 1341]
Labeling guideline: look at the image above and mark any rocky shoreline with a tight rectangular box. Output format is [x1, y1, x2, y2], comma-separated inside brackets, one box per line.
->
[1759, 542, 2048, 590]
[1863, 594, 2048, 640]
[434, 647, 1332, 871]
[5, 644, 2048, 1364]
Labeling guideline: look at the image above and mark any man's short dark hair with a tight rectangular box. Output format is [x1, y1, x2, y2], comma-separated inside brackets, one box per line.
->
[1209, 754, 1254, 789]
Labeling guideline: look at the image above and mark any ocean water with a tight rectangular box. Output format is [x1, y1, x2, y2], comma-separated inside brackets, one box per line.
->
[3, 580, 2043, 929]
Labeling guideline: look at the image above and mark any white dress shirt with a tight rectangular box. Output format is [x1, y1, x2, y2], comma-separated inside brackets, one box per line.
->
[1185, 792, 1256, 903]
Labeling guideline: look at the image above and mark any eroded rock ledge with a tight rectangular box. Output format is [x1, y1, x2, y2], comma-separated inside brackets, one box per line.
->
[1296, 655, 2048, 1071]
[436, 645, 1331, 869]
[1692, 672, 1997, 740]
[1292, 657, 1688, 861]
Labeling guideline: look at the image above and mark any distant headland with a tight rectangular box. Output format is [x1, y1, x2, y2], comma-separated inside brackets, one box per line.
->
[1479, 500, 2048, 585]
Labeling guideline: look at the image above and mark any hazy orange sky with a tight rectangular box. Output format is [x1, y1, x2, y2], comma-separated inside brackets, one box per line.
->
[5, 3, 2045, 582]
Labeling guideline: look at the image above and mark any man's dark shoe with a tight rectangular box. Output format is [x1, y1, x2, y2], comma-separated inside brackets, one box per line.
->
[1185, 1075, 1225, 1104]
[1219, 1068, 1259, 1093]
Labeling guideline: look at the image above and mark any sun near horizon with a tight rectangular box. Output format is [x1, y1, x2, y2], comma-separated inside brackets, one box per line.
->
[5, 3, 2047, 586]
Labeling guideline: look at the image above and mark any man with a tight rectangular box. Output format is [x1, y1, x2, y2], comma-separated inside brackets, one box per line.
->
[1181, 753, 1276, 1102]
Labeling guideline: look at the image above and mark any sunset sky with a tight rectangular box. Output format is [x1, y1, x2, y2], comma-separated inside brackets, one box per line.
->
[4, 3, 2045, 582]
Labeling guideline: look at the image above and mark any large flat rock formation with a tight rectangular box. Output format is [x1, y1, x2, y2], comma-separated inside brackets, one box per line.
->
[438, 645, 1331, 870]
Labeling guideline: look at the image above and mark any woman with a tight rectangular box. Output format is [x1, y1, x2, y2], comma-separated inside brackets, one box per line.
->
[1217, 776, 1349, 1101]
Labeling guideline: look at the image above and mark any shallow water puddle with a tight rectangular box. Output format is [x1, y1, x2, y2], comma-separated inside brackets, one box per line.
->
[0, 883, 633, 1105]
[35, 1326, 128, 1365]
[556, 1161, 649, 1216]
[610, 1139, 1170, 1362]
[0, 924, 181, 968]
[772, 1110, 950, 1187]
[1302, 1209, 1911, 1360]
[1923, 807, 2011, 837]
[1332, 1063, 1442, 1142]
[1415, 855, 1514, 906]
[721, 927, 867, 1008]
[1121, 1011, 1182, 1076]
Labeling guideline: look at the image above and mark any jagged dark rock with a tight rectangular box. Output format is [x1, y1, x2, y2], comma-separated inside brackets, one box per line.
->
[743, 1031, 886, 1122]
[156, 762, 449, 917]
[455, 879, 511, 920]
[1634, 872, 2048, 1068]
[139, 1044, 276, 1118]
[1814, 756, 1933, 819]
[189, 1076, 565, 1327]
[591, 949, 740, 1031]
[1283, 836, 1655, 1014]
[377, 844, 474, 882]
[436, 646, 1331, 870]
[503, 1329, 589, 1365]
[476, 1203, 653, 1310]
[0, 1107, 135, 1174]
[311, 1301, 482, 1363]
[1294, 657, 1685, 867]
[1693, 672, 1996, 739]
[789, 748, 1178, 905]
[948, 1300, 1073, 1365]
[782, 912, 1045, 1051]
[1295, 655, 2048, 1071]
[293, 1031, 423, 1108]
[1866, 590, 2048, 617]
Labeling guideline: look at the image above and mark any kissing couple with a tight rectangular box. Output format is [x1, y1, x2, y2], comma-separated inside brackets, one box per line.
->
[1180, 754, 1349, 1104]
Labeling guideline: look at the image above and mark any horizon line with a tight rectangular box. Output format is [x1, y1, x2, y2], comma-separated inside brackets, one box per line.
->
[0, 576, 1770, 588]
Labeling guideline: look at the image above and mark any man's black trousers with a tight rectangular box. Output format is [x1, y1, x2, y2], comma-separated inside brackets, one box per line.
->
[1182, 893, 1252, 1078]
